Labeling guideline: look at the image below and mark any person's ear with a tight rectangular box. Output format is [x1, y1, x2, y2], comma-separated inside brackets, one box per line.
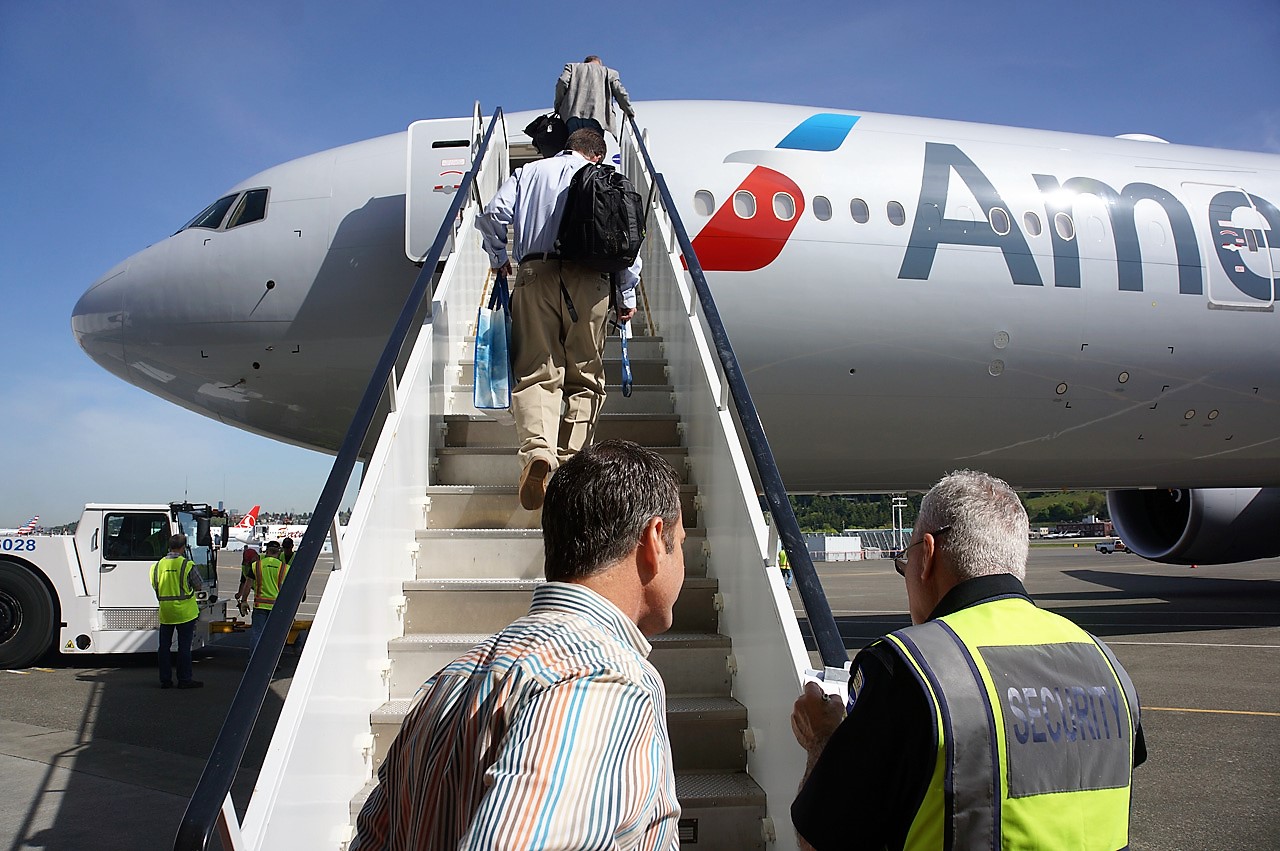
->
[636, 517, 664, 582]
[918, 532, 940, 584]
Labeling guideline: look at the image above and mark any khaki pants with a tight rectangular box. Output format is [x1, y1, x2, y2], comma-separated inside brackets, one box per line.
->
[510, 259, 610, 470]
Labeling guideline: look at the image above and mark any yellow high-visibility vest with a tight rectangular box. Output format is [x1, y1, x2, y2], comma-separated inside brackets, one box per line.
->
[151, 556, 199, 624]
[887, 596, 1139, 850]
[254, 555, 288, 611]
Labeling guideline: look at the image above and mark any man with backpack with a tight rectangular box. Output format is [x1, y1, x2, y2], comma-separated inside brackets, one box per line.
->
[476, 129, 641, 510]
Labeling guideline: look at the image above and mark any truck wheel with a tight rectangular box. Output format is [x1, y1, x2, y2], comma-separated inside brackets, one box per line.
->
[0, 561, 56, 669]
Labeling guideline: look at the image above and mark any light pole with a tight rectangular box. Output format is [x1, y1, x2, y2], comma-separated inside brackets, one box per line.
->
[892, 496, 909, 552]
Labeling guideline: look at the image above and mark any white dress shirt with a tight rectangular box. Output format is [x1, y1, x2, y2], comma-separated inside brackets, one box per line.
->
[476, 151, 639, 308]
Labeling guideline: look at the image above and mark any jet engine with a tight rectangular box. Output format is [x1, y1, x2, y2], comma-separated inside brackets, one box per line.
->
[1107, 487, 1280, 565]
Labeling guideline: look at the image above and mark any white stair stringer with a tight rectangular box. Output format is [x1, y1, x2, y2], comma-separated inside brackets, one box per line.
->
[240, 108, 812, 851]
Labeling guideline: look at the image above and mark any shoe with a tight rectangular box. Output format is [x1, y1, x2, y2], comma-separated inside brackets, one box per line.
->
[518, 458, 551, 510]
[176, 680, 204, 689]
[159, 681, 173, 689]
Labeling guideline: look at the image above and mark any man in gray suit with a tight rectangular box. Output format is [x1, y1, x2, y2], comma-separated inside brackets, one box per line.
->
[555, 55, 635, 139]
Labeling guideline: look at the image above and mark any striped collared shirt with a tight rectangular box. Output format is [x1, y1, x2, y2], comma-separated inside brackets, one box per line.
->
[351, 582, 680, 851]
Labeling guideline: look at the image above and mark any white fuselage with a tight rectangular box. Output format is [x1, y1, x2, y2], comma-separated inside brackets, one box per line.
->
[73, 101, 1280, 492]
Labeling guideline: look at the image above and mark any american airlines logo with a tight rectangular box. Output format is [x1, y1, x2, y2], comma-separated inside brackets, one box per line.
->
[691, 113, 1279, 303]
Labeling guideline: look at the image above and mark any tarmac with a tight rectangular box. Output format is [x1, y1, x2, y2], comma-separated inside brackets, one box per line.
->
[2, 547, 1277, 850]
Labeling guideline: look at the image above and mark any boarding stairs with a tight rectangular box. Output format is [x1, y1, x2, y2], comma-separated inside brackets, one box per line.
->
[176, 105, 846, 851]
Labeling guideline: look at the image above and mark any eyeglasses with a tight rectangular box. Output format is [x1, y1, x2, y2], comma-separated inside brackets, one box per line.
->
[893, 525, 951, 576]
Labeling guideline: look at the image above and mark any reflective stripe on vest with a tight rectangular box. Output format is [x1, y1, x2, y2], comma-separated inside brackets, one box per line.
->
[151, 557, 193, 601]
[887, 596, 1137, 851]
[151, 556, 199, 624]
[892, 620, 999, 851]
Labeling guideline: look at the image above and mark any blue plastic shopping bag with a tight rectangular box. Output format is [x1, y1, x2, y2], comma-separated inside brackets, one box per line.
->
[473, 273, 513, 409]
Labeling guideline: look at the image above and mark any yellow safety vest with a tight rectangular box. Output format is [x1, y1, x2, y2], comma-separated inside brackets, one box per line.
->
[151, 556, 199, 625]
[254, 555, 287, 611]
[886, 596, 1139, 851]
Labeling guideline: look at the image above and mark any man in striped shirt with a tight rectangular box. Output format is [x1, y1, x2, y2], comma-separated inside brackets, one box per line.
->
[352, 440, 685, 850]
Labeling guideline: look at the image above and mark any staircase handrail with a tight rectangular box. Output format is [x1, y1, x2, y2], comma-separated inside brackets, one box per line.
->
[623, 114, 847, 668]
[173, 106, 507, 851]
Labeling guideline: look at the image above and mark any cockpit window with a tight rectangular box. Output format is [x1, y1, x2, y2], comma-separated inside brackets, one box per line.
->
[181, 194, 238, 231]
[227, 188, 269, 229]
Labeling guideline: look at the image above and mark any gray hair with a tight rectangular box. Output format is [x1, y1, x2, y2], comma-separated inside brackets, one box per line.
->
[916, 470, 1028, 580]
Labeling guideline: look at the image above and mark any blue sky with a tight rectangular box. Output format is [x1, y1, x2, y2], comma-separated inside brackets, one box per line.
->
[2, 1, 1277, 526]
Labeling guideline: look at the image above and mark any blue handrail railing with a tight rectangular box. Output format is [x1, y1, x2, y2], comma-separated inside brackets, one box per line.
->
[624, 115, 848, 668]
[173, 107, 506, 850]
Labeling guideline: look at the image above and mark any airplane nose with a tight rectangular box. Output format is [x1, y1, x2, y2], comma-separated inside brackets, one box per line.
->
[72, 260, 130, 377]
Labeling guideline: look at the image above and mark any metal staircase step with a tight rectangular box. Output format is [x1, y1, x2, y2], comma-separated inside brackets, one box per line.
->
[402, 576, 719, 635]
[413, 527, 708, 578]
[674, 773, 768, 850]
[462, 335, 666, 360]
[369, 694, 747, 773]
[443, 412, 681, 448]
[449, 384, 675, 416]
[387, 630, 732, 700]
[348, 770, 765, 851]
[459, 357, 669, 387]
[419, 484, 700, 530]
[433, 445, 689, 485]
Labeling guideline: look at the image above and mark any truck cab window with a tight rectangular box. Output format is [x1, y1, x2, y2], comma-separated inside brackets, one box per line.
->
[104, 513, 169, 561]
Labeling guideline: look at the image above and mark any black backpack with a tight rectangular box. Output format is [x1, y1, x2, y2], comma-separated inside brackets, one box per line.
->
[556, 163, 645, 273]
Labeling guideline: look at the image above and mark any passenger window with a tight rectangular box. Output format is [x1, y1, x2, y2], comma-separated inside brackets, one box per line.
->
[1023, 211, 1043, 237]
[989, 207, 1011, 236]
[733, 190, 756, 219]
[694, 190, 716, 216]
[773, 192, 796, 221]
[812, 196, 832, 221]
[1054, 212, 1076, 241]
[227, 188, 269, 229]
[850, 198, 870, 224]
[887, 201, 906, 227]
[181, 194, 238, 231]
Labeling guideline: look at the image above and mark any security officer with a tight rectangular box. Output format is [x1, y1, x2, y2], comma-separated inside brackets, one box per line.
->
[791, 470, 1146, 850]
[249, 540, 288, 651]
[150, 532, 204, 689]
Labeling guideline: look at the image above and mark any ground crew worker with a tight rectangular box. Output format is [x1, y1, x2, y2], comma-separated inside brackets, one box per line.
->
[150, 532, 203, 689]
[235, 546, 258, 617]
[249, 540, 288, 651]
[779, 546, 793, 589]
[791, 470, 1146, 850]
[280, 537, 295, 566]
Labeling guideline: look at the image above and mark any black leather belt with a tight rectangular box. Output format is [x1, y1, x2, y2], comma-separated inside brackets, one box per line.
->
[519, 252, 560, 263]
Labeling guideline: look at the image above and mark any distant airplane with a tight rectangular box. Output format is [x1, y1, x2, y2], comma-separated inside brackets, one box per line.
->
[72, 101, 1280, 564]
[222, 505, 261, 548]
[0, 515, 39, 536]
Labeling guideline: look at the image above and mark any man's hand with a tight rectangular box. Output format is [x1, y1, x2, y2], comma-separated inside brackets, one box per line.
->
[495, 261, 512, 277]
[617, 306, 636, 323]
[791, 680, 846, 754]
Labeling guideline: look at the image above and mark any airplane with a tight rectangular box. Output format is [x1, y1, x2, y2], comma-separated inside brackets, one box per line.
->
[0, 515, 40, 536]
[72, 100, 1280, 566]
[221, 505, 261, 549]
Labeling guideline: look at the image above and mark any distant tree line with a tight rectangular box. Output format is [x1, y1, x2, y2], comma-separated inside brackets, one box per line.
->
[789, 491, 1107, 533]
[789, 495, 922, 534]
